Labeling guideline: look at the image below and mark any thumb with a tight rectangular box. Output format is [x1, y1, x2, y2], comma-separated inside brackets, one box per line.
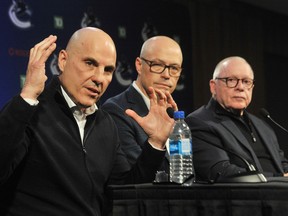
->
[125, 109, 141, 122]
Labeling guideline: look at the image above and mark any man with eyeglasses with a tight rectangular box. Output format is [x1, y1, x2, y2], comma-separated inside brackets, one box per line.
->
[185, 56, 288, 183]
[102, 36, 182, 174]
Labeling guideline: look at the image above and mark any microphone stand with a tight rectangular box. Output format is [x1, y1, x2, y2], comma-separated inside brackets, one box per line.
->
[260, 108, 288, 133]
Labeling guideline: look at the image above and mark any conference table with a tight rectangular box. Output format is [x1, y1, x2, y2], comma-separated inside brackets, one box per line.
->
[107, 178, 288, 216]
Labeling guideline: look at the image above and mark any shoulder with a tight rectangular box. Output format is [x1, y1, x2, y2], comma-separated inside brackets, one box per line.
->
[102, 86, 133, 108]
[102, 85, 146, 114]
[96, 109, 119, 128]
[186, 104, 212, 121]
[185, 102, 227, 131]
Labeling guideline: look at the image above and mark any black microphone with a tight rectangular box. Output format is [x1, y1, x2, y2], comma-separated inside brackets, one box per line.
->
[166, 107, 174, 118]
[259, 108, 288, 133]
[194, 135, 267, 183]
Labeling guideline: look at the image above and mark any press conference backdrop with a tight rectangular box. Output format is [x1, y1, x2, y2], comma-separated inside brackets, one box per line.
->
[0, 0, 193, 112]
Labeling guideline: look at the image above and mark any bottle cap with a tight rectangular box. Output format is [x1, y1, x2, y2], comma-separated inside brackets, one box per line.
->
[173, 111, 185, 119]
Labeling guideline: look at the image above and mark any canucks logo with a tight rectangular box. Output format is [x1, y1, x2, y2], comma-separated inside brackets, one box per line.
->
[8, 0, 32, 29]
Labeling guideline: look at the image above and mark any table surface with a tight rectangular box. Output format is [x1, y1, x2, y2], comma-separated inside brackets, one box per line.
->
[107, 177, 288, 216]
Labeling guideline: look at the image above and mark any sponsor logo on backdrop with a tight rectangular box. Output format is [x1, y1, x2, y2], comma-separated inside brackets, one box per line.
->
[115, 60, 133, 86]
[54, 16, 64, 29]
[114, 25, 133, 86]
[8, 47, 29, 57]
[8, 0, 32, 29]
[20, 74, 26, 88]
[118, 26, 126, 39]
[50, 54, 60, 75]
[141, 21, 158, 41]
[81, 8, 101, 28]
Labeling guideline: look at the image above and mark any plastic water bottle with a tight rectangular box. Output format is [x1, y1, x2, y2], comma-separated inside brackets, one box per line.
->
[169, 111, 193, 184]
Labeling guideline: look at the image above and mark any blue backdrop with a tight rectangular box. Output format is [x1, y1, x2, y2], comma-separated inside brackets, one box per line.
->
[0, 0, 193, 113]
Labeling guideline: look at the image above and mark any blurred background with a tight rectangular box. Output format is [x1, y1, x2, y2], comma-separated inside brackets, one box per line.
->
[1, 0, 288, 153]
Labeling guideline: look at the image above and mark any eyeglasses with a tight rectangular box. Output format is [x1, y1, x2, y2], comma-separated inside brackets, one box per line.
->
[140, 57, 182, 77]
[215, 77, 255, 89]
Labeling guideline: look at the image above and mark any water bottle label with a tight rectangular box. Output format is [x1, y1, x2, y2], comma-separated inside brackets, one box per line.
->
[169, 138, 192, 155]
[181, 138, 192, 155]
[169, 140, 180, 155]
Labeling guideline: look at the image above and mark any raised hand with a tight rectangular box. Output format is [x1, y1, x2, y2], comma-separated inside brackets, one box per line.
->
[125, 87, 177, 149]
[20, 35, 57, 100]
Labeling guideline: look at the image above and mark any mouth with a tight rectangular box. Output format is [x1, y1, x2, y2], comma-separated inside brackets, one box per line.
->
[86, 86, 100, 96]
[233, 96, 246, 100]
[155, 83, 171, 89]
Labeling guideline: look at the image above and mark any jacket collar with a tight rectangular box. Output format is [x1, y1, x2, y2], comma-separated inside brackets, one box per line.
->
[126, 85, 149, 116]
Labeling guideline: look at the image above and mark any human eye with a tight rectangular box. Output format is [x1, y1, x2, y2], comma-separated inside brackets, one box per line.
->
[227, 77, 237, 83]
[243, 79, 251, 84]
[243, 79, 253, 86]
[84, 59, 98, 67]
[85, 61, 93, 66]
[170, 65, 181, 72]
[104, 66, 115, 74]
[151, 62, 164, 67]
[151, 63, 165, 72]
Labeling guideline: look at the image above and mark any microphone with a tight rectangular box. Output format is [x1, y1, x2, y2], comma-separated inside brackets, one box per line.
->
[194, 135, 267, 183]
[166, 107, 174, 118]
[259, 108, 288, 133]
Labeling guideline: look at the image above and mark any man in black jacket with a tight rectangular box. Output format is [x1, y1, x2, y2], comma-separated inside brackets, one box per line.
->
[185, 56, 288, 183]
[0, 27, 176, 215]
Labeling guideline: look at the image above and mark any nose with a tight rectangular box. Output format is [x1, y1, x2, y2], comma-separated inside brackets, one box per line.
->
[91, 67, 105, 85]
[161, 67, 171, 78]
[235, 79, 245, 89]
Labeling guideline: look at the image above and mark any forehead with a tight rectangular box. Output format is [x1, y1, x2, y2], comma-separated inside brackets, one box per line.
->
[73, 40, 116, 65]
[144, 43, 182, 64]
[220, 60, 254, 78]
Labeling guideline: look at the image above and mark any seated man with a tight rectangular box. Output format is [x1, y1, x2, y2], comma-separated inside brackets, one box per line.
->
[0, 27, 176, 215]
[185, 56, 288, 183]
[102, 36, 182, 173]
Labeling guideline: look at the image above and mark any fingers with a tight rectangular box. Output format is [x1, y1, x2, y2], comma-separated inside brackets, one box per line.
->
[165, 91, 178, 111]
[147, 87, 167, 105]
[147, 87, 178, 111]
[126, 87, 177, 149]
[154, 88, 167, 106]
[21, 35, 57, 100]
[146, 87, 156, 101]
[125, 109, 141, 122]
[29, 35, 57, 65]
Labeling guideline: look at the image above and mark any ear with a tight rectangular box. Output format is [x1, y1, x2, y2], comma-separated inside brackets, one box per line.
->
[209, 79, 216, 96]
[58, 50, 67, 72]
[135, 57, 142, 75]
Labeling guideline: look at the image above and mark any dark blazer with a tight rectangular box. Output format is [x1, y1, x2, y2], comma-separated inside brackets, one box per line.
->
[0, 77, 166, 216]
[102, 85, 169, 173]
[185, 98, 288, 183]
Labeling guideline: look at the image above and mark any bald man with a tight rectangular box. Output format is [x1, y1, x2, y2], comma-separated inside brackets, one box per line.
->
[0, 28, 176, 215]
[102, 36, 183, 173]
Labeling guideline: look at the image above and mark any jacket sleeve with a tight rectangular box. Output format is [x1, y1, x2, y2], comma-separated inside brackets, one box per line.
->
[102, 101, 145, 166]
[103, 111, 166, 185]
[0, 95, 36, 183]
[108, 138, 166, 185]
